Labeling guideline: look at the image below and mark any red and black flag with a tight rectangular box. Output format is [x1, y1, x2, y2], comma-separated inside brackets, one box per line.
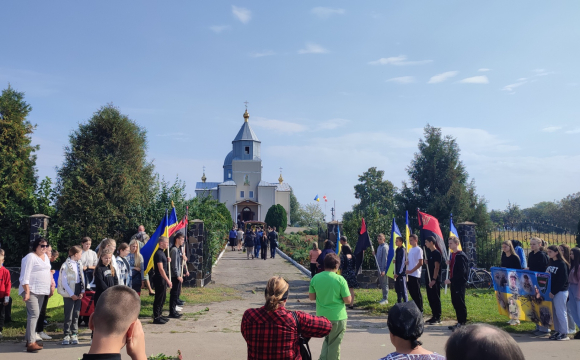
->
[417, 210, 448, 260]
[354, 218, 372, 274]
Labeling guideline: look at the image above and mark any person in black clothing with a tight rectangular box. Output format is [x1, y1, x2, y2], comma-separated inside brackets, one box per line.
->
[83, 286, 146, 360]
[152, 236, 172, 324]
[500, 241, 522, 270]
[245, 229, 255, 259]
[527, 237, 548, 272]
[260, 228, 268, 260]
[445, 237, 469, 331]
[393, 237, 408, 303]
[317, 240, 336, 271]
[546, 245, 570, 340]
[424, 236, 442, 324]
[94, 249, 119, 307]
[169, 233, 188, 319]
[268, 227, 278, 259]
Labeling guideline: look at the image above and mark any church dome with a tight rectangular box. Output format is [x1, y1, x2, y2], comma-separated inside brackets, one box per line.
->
[224, 150, 233, 167]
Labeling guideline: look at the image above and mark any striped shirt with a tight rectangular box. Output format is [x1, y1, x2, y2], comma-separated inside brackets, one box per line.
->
[379, 353, 446, 360]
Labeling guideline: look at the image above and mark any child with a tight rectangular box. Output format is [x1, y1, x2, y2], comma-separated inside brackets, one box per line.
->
[309, 243, 322, 278]
[94, 248, 118, 307]
[546, 245, 570, 341]
[128, 240, 145, 295]
[393, 236, 408, 303]
[116, 243, 131, 287]
[0, 249, 11, 339]
[57, 246, 85, 345]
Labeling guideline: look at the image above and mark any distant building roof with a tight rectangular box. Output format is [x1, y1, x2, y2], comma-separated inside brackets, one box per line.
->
[195, 182, 220, 190]
[276, 183, 291, 192]
[233, 121, 260, 142]
[220, 180, 236, 186]
[258, 181, 277, 187]
[224, 150, 233, 167]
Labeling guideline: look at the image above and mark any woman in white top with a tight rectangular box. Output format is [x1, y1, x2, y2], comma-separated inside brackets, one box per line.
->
[80, 237, 98, 287]
[19, 237, 53, 352]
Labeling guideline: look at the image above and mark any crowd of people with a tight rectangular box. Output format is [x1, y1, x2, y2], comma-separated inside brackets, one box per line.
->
[500, 237, 580, 340]
[229, 224, 279, 261]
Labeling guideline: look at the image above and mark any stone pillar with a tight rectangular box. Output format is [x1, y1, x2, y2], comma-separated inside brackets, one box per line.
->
[458, 221, 477, 267]
[184, 219, 211, 287]
[325, 221, 342, 250]
[29, 214, 50, 249]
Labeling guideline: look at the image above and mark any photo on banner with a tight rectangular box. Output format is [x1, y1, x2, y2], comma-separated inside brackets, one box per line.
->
[491, 267, 554, 329]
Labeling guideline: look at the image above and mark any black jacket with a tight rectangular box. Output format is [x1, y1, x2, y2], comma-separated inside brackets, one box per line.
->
[244, 232, 255, 247]
[268, 231, 278, 248]
[527, 251, 549, 272]
[450, 252, 469, 287]
[395, 247, 406, 276]
[546, 259, 569, 295]
[501, 253, 522, 270]
[94, 263, 119, 305]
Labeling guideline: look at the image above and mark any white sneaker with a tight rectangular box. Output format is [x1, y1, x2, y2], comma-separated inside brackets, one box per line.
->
[71, 334, 78, 345]
[62, 335, 70, 345]
[36, 332, 43, 341]
[175, 306, 183, 312]
[379, 300, 388, 305]
[0, 331, 3, 338]
[38, 331, 52, 340]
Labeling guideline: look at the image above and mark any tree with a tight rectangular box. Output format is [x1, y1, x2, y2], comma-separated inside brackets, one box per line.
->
[0, 85, 38, 265]
[397, 124, 489, 228]
[53, 104, 155, 251]
[299, 203, 325, 227]
[289, 187, 302, 226]
[265, 204, 287, 233]
[353, 167, 397, 216]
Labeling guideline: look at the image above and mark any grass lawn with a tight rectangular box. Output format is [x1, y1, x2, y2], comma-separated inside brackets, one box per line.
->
[355, 287, 537, 334]
[1, 285, 241, 340]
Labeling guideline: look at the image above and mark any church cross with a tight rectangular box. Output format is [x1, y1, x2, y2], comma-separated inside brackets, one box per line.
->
[244, 101, 249, 109]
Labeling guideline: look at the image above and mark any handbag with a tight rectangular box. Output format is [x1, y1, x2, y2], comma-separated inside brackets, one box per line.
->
[291, 311, 312, 360]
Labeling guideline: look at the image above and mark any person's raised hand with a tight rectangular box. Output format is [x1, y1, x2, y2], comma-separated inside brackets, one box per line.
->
[126, 319, 147, 360]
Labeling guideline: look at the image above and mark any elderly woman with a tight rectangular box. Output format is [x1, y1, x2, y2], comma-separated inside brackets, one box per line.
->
[241, 276, 332, 359]
[19, 237, 53, 352]
[379, 301, 445, 360]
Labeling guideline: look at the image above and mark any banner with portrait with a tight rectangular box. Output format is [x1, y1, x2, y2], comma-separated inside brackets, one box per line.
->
[491, 267, 553, 329]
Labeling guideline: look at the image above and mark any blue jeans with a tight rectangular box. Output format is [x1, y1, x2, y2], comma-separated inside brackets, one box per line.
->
[567, 284, 580, 331]
[254, 246, 261, 258]
[270, 247, 276, 258]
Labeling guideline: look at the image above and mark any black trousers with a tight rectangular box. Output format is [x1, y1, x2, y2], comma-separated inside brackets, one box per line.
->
[407, 276, 423, 312]
[36, 295, 49, 332]
[270, 246, 276, 258]
[451, 283, 467, 324]
[169, 277, 182, 315]
[395, 276, 408, 303]
[310, 263, 318, 278]
[426, 281, 442, 319]
[153, 277, 167, 319]
[261, 245, 267, 260]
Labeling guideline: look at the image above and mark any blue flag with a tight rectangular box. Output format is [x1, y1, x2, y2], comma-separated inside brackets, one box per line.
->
[141, 210, 169, 275]
[386, 218, 401, 279]
[336, 224, 341, 254]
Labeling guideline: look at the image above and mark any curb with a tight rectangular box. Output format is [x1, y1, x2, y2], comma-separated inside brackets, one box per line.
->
[276, 248, 312, 278]
[213, 243, 228, 268]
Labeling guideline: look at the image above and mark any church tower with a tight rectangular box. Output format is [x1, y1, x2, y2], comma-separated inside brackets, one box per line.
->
[223, 109, 261, 181]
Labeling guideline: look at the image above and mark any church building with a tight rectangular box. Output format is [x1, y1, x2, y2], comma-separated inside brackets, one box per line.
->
[195, 109, 291, 224]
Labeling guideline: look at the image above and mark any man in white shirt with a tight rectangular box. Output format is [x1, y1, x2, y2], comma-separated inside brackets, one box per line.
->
[405, 234, 424, 313]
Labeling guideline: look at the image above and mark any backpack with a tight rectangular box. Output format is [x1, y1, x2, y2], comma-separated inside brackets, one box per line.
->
[291, 311, 312, 360]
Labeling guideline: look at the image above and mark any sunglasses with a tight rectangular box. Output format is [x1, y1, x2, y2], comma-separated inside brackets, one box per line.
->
[40, 245, 49, 248]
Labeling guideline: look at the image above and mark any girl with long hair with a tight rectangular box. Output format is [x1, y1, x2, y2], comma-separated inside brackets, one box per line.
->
[501, 241, 521, 270]
[128, 239, 145, 294]
[558, 244, 576, 336]
[309, 242, 321, 278]
[546, 245, 570, 340]
[567, 247, 580, 339]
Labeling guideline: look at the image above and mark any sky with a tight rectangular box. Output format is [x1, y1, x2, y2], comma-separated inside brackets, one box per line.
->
[1, 1, 579, 221]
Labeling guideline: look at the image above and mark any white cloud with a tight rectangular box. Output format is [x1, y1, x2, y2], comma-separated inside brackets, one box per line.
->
[428, 71, 458, 84]
[232, 6, 251, 24]
[298, 43, 328, 54]
[566, 128, 580, 134]
[459, 75, 489, 84]
[502, 81, 527, 92]
[442, 127, 520, 153]
[478, 68, 491, 72]
[387, 76, 415, 84]
[542, 126, 562, 133]
[250, 50, 275, 58]
[209, 25, 230, 33]
[368, 55, 432, 66]
[533, 69, 545, 73]
[317, 118, 350, 130]
[251, 117, 308, 134]
[311, 7, 345, 18]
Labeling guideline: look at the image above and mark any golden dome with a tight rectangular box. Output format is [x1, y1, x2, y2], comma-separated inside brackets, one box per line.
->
[243, 109, 250, 122]
[201, 172, 207, 183]
[278, 173, 284, 184]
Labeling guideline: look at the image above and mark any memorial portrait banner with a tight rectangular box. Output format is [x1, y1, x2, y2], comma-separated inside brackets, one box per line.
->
[491, 267, 554, 329]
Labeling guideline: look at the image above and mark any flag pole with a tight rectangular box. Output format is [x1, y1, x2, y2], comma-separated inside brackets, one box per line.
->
[166, 209, 171, 283]
[368, 232, 383, 280]
[444, 213, 453, 294]
[181, 207, 188, 278]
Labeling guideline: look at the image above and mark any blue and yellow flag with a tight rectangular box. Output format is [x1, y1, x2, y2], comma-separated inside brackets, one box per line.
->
[405, 211, 411, 252]
[142, 211, 169, 275]
[314, 194, 320, 202]
[386, 218, 401, 279]
[336, 224, 341, 254]
[450, 213, 462, 252]
[168, 205, 179, 236]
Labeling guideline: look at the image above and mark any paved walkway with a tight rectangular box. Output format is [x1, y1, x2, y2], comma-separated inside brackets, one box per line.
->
[2, 248, 579, 359]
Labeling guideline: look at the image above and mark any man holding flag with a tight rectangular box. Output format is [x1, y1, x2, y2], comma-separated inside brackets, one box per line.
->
[424, 236, 442, 324]
[376, 233, 389, 305]
[405, 234, 424, 313]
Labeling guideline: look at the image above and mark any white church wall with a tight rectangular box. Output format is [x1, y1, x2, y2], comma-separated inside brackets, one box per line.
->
[258, 186, 276, 222]
[275, 191, 291, 225]
[232, 160, 262, 202]
[218, 185, 237, 221]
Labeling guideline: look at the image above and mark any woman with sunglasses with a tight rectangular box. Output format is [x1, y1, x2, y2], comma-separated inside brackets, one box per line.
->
[18, 237, 53, 352]
[241, 276, 332, 359]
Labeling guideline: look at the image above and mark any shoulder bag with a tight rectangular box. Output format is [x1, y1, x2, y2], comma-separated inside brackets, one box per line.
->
[291, 311, 312, 360]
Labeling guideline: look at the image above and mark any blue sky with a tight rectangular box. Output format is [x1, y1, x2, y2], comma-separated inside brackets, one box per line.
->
[2, 1, 579, 221]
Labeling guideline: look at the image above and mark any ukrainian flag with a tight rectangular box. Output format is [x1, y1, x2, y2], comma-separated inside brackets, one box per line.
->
[314, 194, 320, 202]
[405, 211, 411, 252]
[386, 218, 401, 279]
[449, 213, 462, 252]
[142, 211, 170, 275]
[336, 224, 341, 254]
[168, 205, 179, 236]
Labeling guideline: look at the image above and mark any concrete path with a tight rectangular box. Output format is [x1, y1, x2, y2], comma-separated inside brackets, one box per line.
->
[1, 248, 578, 359]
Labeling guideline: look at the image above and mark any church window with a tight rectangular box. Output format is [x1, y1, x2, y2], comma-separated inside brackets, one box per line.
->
[249, 191, 254, 198]
[228, 171, 232, 179]
[240, 191, 245, 198]
[244, 146, 250, 155]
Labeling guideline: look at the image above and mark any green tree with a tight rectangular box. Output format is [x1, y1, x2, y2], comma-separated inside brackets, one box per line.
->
[289, 187, 301, 226]
[353, 167, 397, 216]
[54, 104, 155, 250]
[299, 203, 325, 227]
[265, 204, 287, 233]
[0, 85, 38, 265]
[397, 124, 489, 228]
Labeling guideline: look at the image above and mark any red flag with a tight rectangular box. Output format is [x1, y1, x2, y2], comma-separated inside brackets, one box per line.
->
[417, 211, 448, 259]
[359, 217, 367, 235]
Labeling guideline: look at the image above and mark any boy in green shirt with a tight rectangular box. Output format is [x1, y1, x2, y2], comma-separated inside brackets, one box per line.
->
[309, 252, 351, 360]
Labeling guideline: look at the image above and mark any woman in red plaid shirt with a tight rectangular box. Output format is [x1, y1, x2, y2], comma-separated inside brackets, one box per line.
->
[241, 276, 332, 359]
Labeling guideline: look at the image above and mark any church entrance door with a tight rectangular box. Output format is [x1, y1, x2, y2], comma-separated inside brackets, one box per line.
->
[242, 207, 254, 221]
